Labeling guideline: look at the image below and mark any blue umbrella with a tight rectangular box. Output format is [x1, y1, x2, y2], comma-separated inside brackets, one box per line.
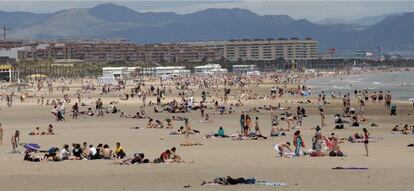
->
[23, 143, 40, 152]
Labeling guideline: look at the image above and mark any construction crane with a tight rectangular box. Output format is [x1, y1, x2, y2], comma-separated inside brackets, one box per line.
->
[1, 26, 10, 41]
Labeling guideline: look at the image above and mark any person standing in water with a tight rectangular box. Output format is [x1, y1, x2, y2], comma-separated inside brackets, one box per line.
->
[363, 128, 370, 157]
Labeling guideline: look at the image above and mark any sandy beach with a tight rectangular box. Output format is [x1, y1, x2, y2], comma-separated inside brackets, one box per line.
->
[0, 75, 413, 191]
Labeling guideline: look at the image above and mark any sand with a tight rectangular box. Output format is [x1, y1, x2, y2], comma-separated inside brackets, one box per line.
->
[0, 78, 413, 191]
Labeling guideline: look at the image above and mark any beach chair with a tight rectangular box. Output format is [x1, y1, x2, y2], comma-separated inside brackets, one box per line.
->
[390, 105, 397, 115]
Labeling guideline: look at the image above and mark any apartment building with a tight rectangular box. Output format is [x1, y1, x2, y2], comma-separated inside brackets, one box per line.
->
[223, 38, 318, 61]
[17, 41, 220, 63]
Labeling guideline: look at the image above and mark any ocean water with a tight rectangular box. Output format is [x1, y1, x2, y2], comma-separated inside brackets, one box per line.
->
[306, 72, 414, 101]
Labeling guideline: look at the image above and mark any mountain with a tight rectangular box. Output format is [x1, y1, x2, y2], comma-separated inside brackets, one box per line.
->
[2, 3, 414, 53]
[0, 11, 51, 30]
[318, 13, 403, 26]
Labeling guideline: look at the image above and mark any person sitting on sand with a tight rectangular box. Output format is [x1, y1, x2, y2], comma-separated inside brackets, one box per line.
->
[158, 149, 171, 163]
[81, 142, 91, 159]
[44, 147, 60, 161]
[146, 118, 156, 128]
[86, 108, 94, 116]
[47, 124, 55, 135]
[60, 144, 71, 160]
[165, 118, 173, 129]
[154, 120, 164, 128]
[114, 142, 126, 159]
[170, 147, 183, 163]
[392, 125, 400, 131]
[89, 144, 99, 160]
[111, 106, 119, 114]
[72, 144, 82, 160]
[402, 124, 410, 134]
[351, 115, 359, 127]
[214, 126, 228, 138]
[100, 144, 112, 159]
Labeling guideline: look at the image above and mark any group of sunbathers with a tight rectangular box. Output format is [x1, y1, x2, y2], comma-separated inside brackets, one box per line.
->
[28, 124, 55, 135]
[24, 142, 127, 162]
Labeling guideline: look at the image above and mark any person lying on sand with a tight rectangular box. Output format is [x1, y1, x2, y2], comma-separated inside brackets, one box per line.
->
[270, 123, 289, 136]
[394, 124, 412, 134]
[113, 153, 149, 165]
[29, 127, 41, 135]
[24, 151, 43, 162]
[171, 115, 186, 121]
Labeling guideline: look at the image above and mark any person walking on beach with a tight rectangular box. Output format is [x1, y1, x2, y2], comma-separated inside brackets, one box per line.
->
[385, 91, 392, 109]
[293, 130, 305, 156]
[11, 130, 20, 153]
[319, 108, 326, 128]
[363, 128, 370, 157]
[72, 102, 79, 119]
[240, 112, 245, 135]
[184, 119, 192, 144]
[6, 94, 12, 108]
[359, 100, 365, 117]
[0, 123, 3, 145]
[254, 117, 262, 136]
[142, 93, 146, 107]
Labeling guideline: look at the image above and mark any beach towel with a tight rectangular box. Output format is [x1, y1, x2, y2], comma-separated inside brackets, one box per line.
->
[332, 167, 368, 170]
[256, 181, 287, 187]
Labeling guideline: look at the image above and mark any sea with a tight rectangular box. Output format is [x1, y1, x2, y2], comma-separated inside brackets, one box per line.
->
[306, 71, 414, 101]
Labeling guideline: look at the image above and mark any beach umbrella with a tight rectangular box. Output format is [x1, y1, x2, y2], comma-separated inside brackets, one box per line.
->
[23, 143, 40, 152]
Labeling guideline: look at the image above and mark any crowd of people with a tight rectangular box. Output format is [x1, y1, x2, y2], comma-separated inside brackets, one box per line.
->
[0, 69, 411, 168]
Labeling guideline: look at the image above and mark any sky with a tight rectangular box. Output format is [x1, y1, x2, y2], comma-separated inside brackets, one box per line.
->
[1, 0, 414, 21]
